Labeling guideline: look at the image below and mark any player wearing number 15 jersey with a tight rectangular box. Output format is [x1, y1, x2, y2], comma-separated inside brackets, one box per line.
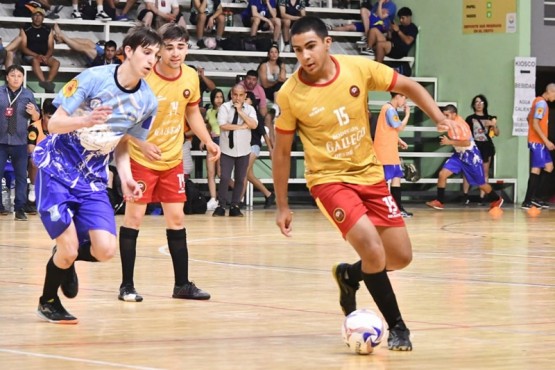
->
[272, 16, 456, 351]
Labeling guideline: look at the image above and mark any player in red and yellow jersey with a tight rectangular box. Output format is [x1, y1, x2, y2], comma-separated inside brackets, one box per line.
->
[425, 105, 503, 210]
[273, 16, 456, 352]
[521, 83, 555, 209]
[118, 24, 220, 303]
[374, 92, 411, 217]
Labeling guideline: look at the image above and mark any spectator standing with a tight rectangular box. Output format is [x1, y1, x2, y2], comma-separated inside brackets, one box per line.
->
[0, 64, 41, 221]
[213, 84, 258, 217]
[463, 94, 499, 205]
[203, 88, 225, 211]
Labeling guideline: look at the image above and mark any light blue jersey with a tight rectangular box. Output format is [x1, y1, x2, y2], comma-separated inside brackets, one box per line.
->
[33, 64, 157, 193]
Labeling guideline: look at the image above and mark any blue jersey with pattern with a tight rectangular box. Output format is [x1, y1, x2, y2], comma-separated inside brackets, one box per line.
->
[33, 64, 157, 192]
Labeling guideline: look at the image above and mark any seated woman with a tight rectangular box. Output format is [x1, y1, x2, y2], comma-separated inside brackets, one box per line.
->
[257, 44, 287, 101]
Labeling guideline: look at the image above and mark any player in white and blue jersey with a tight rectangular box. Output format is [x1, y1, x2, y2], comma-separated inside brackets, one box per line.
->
[35, 26, 163, 325]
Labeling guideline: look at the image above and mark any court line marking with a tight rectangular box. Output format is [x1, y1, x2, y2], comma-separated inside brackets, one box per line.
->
[0, 348, 163, 370]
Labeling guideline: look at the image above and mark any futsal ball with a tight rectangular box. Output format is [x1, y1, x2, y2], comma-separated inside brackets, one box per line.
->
[204, 37, 217, 50]
[341, 309, 385, 355]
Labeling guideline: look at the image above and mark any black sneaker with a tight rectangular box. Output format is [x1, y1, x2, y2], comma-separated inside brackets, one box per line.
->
[173, 282, 210, 300]
[212, 206, 226, 217]
[331, 263, 359, 316]
[52, 246, 79, 298]
[118, 285, 143, 302]
[0, 208, 8, 216]
[23, 202, 37, 215]
[521, 201, 533, 209]
[15, 210, 27, 221]
[388, 322, 412, 351]
[534, 199, 550, 209]
[400, 208, 413, 218]
[264, 192, 275, 209]
[36, 297, 78, 324]
[229, 205, 244, 217]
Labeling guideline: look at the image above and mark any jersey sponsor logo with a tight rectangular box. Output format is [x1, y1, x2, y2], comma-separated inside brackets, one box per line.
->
[28, 131, 37, 141]
[62, 79, 78, 98]
[333, 207, 346, 223]
[308, 106, 325, 117]
[349, 85, 360, 97]
[183, 89, 191, 99]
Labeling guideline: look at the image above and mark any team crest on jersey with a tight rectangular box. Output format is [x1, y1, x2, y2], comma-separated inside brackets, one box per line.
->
[90, 98, 102, 109]
[62, 79, 78, 97]
[333, 208, 346, 223]
[537, 107, 544, 115]
[28, 131, 37, 141]
[393, 115, 400, 122]
[138, 181, 147, 193]
[183, 89, 191, 99]
[349, 86, 360, 97]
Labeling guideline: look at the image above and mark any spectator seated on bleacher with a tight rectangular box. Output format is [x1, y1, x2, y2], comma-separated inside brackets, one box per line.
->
[257, 44, 286, 101]
[20, 7, 60, 93]
[361, 6, 417, 65]
[53, 23, 121, 67]
[357, 0, 396, 44]
[14, 0, 50, 18]
[189, 0, 226, 49]
[330, 3, 390, 35]
[137, 0, 187, 29]
[238, 70, 268, 117]
[278, 0, 306, 52]
[241, 0, 282, 44]
[105, 0, 137, 21]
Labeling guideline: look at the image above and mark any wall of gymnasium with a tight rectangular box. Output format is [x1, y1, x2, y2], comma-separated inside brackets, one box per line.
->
[394, 0, 532, 201]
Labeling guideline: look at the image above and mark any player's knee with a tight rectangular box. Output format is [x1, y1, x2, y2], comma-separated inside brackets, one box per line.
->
[94, 244, 116, 262]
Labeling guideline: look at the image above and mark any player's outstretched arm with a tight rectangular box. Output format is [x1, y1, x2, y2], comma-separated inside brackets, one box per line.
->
[272, 131, 294, 237]
[391, 74, 454, 133]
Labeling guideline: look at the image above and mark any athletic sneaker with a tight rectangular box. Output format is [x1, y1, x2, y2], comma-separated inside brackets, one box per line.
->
[521, 201, 533, 210]
[37, 298, 78, 324]
[172, 282, 210, 300]
[114, 14, 130, 21]
[15, 210, 27, 221]
[388, 322, 412, 351]
[206, 198, 218, 211]
[96, 11, 111, 21]
[264, 192, 275, 209]
[229, 205, 244, 217]
[360, 47, 375, 56]
[71, 10, 82, 19]
[118, 285, 144, 302]
[212, 206, 225, 217]
[425, 199, 444, 210]
[356, 36, 367, 46]
[400, 208, 413, 218]
[489, 197, 504, 209]
[332, 263, 359, 316]
[534, 199, 550, 209]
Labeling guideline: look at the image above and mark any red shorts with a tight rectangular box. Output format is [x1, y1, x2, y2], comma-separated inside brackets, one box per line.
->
[310, 181, 404, 238]
[131, 159, 186, 204]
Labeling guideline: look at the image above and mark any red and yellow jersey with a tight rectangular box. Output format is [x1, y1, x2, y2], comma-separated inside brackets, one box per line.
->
[275, 55, 397, 188]
[527, 96, 549, 144]
[129, 64, 201, 170]
[374, 103, 401, 165]
[28, 119, 48, 146]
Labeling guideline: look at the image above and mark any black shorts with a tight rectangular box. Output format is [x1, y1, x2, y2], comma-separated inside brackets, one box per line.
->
[476, 141, 495, 163]
[387, 42, 409, 59]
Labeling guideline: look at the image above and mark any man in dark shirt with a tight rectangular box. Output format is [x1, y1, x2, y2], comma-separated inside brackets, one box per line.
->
[362, 7, 418, 63]
[20, 7, 60, 92]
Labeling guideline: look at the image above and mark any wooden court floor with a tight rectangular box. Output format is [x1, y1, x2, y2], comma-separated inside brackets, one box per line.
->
[1, 205, 555, 370]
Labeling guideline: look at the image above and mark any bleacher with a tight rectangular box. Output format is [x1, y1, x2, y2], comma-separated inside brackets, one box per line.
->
[0, 1, 516, 207]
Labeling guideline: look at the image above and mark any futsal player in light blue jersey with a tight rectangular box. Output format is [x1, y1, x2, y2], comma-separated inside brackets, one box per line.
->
[34, 26, 163, 324]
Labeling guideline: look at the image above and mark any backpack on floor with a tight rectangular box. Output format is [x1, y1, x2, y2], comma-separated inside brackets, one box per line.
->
[184, 180, 207, 215]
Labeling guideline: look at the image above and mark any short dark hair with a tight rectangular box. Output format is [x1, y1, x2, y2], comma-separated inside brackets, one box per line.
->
[158, 23, 189, 42]
[390, 92, 404, 99]
[122, 26, 162, 54]
[246, 70, 258, 78]
[5, 64, 24, 76]
[245, 91, 257, 108]
[442, 104, 457, 114]
[291, 16, 328, 39]
[398, 7, 413, 18]
[42, 98, 56, 115]
[104, 40, 117, 50]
